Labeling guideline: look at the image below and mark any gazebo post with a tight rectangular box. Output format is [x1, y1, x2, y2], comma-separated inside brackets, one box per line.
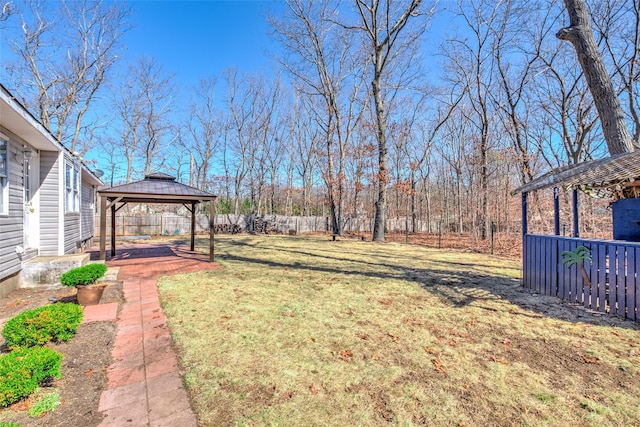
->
[209, 199, 215, 262]
[190, 202, 196, 251]
[521, 191, 528, 286]
[554, 187, 560, 235]
[572, 189, 579, 237]
[521, 192, 528, 236]
[99, 195, 107, 260]
[110, 201, 116, 256]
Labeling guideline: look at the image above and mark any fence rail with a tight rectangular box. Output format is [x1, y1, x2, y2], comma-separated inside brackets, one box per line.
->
[524, 234, 639, 322]
[94, 213, 433, 236]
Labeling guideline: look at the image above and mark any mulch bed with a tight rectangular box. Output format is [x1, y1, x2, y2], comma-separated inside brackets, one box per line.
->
[0, 282, 124, 426]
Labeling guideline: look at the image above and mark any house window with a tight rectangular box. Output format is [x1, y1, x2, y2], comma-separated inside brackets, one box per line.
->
[65, 161, 80, 212]
[0, 140, 7, 215]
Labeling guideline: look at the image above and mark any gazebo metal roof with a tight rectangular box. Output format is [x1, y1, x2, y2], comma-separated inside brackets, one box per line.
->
[99, 172, 216, 203]
[512, 150, 640, 197]
[97, 173, 217, 262]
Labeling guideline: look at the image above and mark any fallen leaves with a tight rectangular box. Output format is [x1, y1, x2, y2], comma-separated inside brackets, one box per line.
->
[580, 355, 602, 365]
[432, 358, 447, 374]
[309, 384, 318, 394]
[424, 346, 438, 355]
[489, 355, 510, 365]
[340, 349, 354, 361]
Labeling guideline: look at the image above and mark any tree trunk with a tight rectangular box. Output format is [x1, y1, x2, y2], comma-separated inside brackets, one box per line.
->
[372, 77, 388, 242]
[557, 0, 634, 155]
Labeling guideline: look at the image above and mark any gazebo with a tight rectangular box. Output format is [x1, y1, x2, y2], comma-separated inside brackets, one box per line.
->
[512, 150, 640, 322]
[98, 173, 217, 262]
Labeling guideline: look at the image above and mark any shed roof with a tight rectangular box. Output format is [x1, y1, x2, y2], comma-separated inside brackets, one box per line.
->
[99, 173, 216, 203]
[511, 150, 640, 198]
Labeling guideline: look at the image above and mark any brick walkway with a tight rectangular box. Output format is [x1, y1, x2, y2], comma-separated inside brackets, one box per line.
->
[90, 244, 221, 426]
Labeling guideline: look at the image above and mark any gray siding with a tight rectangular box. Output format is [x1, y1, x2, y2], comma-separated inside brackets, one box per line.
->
[39, 150, 60, 256]
[64, 213, 80, 253]
[0, 137, 24, 280]
[80, 180, 95, 241]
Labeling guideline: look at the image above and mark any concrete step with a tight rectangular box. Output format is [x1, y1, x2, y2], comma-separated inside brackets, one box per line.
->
[20, 253, 90, 288]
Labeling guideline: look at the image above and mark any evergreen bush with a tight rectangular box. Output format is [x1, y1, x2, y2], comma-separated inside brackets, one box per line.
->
[0, 347, 63, 407]
[1, 303, 83, 350]
[60, 263, 107, 287]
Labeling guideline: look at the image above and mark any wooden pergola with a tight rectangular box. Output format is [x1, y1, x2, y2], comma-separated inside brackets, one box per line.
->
[512, 150, 640, 238]
[510, 151, 640, 322]
[98, 173, 217, 261]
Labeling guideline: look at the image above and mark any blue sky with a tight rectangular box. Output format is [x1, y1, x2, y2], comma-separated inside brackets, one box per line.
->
[122, 0, 287, 88]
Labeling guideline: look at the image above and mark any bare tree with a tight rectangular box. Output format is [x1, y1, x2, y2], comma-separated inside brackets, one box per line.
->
[7, 0, 129, 154]
[291, 95, 321, 216]
[351, 0, 435, 241]
[557, 0, 634, 154]
[185, 77, 221, 191]
[0, 1, 13, 23]
[109, 57, 176, 182]
[271, 0, 367, 235]
[442, 0, 502, 240]
[224, 69, 280, 215]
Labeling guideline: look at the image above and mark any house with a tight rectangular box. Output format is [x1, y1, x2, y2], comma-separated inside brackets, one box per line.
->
[0, 84, 102, 297]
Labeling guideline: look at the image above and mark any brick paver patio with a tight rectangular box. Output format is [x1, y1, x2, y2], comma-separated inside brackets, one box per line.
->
[89, 244, 221, 426]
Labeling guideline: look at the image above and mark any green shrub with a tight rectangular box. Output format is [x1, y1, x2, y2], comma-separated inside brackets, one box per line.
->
[0, 423, 21, 427]
[60, 263, 107, 287]
[0, 347, 63, 408]
[1, 303, 83, 350]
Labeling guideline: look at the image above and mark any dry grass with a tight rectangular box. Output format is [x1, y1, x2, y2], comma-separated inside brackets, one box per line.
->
[157, 234, 640, 426]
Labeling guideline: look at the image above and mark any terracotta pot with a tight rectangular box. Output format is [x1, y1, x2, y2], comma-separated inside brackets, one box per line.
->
[76, 283, 107, 306]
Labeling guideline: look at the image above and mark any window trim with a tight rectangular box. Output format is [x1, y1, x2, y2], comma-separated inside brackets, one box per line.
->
[0, 139, 8, 216]
[65, 160, 80, 213]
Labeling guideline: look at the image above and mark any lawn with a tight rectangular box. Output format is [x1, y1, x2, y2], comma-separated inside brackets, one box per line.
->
[157, 234, 640, 426]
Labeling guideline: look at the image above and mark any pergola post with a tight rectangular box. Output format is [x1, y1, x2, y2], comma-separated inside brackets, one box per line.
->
[190, 202, 196, 251]
[521, 191, 528, 286]
[572, 189, 579, 237]
[553, 187, 560, 236]
[110, 200, 116, 257]
[99, 195, 107, 260]
[521, 191, 528, 236]
[209, 199, 215, 262]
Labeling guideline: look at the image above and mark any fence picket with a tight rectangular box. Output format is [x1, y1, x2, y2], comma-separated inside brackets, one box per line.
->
[570, 240, 579, 304]
[617, 246, 627, 318]
[635, 247, 640, 321]
[557, 239, 566, 300]
[609, 246, 618, 317]
[526, 235, 534, 291]
[627, 247, 636, 321]
[544, 237, 552, 295]
[596, 245, 607, 314]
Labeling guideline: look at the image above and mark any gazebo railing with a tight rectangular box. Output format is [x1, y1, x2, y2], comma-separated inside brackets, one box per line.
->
[523, 234, 639, 321]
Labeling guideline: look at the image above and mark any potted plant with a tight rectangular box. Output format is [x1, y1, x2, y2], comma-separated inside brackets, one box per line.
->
[60, 263, 109, 305]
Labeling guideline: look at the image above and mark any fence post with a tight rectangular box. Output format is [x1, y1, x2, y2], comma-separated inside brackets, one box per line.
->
[491, 221, 495, 255]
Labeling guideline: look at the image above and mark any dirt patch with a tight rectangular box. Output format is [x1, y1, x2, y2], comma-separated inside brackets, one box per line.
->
[0, 282, 123, 426]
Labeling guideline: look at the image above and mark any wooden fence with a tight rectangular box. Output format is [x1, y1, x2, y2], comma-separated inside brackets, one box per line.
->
[524, 234, 639, 321]
[95, 213, 433, 236]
